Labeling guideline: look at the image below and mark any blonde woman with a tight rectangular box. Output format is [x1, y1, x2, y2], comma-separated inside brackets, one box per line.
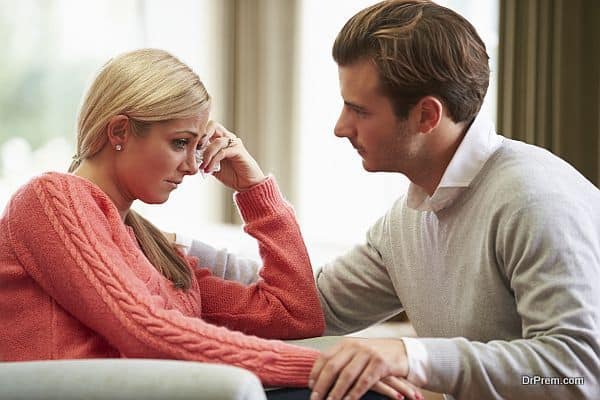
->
[0, 48, 327, 387]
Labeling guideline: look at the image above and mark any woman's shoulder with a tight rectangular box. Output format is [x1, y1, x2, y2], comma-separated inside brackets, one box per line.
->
[8, 171, 116, 218]
[29, 171, 93, 187]
[20, 172, 105, 197]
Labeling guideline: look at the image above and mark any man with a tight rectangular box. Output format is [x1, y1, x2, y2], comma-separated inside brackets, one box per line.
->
[307, 1, 600, 399]
[181, 1, 599, 399]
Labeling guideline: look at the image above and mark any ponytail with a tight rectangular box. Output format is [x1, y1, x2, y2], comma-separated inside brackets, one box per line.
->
[125, 210, 192, 289]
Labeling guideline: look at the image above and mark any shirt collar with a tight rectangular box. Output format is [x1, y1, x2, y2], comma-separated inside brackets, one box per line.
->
[406, 113, 503, 212]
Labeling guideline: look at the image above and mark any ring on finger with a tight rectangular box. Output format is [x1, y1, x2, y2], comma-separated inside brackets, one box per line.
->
[225, 137, 237, 148]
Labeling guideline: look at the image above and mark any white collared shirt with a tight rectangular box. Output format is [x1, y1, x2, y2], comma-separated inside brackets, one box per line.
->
[402, 114, 503, 387]
[406, 115, 503, 212]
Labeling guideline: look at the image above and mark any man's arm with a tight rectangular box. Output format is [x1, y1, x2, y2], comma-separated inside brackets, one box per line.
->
[419, 198, 600, 399]
[316, 214, 403, 335]
[165, 232, 261, 286]
[311, 195, 600, 400]
[187, 239, 261, 285]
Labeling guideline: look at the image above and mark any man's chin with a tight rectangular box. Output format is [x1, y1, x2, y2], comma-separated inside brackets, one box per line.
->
[362, 159, 399, 173]
[362, 159, 380, 172]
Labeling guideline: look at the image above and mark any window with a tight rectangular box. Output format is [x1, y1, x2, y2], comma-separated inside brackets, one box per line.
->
[0, 0, 230, 226]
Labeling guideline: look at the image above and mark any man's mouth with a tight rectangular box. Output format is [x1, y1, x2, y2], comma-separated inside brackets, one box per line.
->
[350, 141, 364, 154]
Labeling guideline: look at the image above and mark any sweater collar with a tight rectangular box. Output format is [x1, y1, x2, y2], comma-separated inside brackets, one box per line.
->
[406, 113, 503, 212]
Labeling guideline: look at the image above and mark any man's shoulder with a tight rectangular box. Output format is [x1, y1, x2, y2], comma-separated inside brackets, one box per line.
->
[480, 139, 594, 193]
[471, 138, 600, 213]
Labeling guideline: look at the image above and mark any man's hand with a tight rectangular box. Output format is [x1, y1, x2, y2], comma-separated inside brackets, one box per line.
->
[309, 338, 422, 400]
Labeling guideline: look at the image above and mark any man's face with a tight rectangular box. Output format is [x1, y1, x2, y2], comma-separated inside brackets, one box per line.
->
[334, 59, 420, 173]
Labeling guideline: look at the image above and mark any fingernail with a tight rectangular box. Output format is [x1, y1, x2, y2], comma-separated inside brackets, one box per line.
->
[310, 392, 319, 400]
[397, 395, 405, 400]
[308, 379, 314, 389]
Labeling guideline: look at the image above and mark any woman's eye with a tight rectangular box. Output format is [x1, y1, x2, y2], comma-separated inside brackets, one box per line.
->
[173, 139, 188, 150]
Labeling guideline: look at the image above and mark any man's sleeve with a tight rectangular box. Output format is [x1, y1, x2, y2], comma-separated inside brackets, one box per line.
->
[315, 214, 403, 335]
[182, 236, 261, 286]
[418, 198, 600, 399]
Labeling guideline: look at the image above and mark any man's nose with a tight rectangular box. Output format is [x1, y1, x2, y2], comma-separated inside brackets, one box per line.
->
[334, 109, 353, 138]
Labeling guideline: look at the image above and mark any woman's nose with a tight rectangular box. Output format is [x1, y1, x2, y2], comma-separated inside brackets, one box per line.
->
[181, 150, 200, 175]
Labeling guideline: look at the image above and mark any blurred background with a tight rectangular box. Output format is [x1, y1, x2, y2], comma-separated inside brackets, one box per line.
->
[0, 0, 598, 264]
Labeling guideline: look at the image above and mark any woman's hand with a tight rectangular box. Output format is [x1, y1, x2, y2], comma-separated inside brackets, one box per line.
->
[199, 121, 266, 192]
[309, 338, 423, 400]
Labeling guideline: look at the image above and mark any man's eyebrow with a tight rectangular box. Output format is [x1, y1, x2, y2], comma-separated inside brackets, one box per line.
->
[344, 101, 368, 111]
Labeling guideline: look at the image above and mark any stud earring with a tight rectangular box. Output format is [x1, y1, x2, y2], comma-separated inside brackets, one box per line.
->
[115, 144, 122, 151]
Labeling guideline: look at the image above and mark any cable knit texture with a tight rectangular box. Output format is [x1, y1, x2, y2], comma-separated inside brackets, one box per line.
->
[0, 172, 324, 387]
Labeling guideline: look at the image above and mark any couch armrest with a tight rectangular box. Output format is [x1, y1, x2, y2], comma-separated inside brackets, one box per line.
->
[285, 336, 343, 352]
[0, 359, 266, 400]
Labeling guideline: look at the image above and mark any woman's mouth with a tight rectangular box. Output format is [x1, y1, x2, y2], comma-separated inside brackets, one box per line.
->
[165, 180, 181, 189]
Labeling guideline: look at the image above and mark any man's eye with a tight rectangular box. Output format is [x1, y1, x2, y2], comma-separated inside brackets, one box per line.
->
[173, 139, 188, 150]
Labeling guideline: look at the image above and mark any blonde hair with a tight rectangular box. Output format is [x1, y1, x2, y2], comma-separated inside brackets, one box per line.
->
[69, 48, 211, 289]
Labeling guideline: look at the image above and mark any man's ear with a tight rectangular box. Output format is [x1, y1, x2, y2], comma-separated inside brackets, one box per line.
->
[414, 96, 443, 134]
[106, 115, 130, 148]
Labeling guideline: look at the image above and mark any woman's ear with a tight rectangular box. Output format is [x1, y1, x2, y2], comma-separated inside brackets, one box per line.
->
[106, 115, 130, 149]
[415, 96, 443, 134]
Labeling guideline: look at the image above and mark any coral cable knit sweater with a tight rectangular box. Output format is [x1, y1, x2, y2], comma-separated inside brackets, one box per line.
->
[0, 172, 324, 387]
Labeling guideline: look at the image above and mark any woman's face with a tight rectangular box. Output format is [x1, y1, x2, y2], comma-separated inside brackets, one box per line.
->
[115, 112, 209, 204]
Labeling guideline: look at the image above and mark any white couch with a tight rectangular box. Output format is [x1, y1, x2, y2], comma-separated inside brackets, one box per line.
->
[0, 337, 341, 400]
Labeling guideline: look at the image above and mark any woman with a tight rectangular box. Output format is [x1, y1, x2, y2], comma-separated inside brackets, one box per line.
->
[0, 49, 418, 400]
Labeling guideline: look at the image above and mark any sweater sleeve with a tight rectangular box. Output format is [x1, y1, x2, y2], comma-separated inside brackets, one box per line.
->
[6, 174, 320, 387]
[315, 213, 403, 335]
[192, 177, 326, 340]
[419, 198, 600, 399]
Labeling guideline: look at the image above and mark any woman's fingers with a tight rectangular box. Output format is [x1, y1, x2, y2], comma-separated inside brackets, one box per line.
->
[370, 380, 402, 399]
[197, 121, 266, 191]
[200, 136, 238, 173]
[381, 376, 423, 400]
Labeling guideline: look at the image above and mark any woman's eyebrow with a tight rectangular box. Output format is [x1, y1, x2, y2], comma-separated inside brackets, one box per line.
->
[174, 129, 199, 137]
